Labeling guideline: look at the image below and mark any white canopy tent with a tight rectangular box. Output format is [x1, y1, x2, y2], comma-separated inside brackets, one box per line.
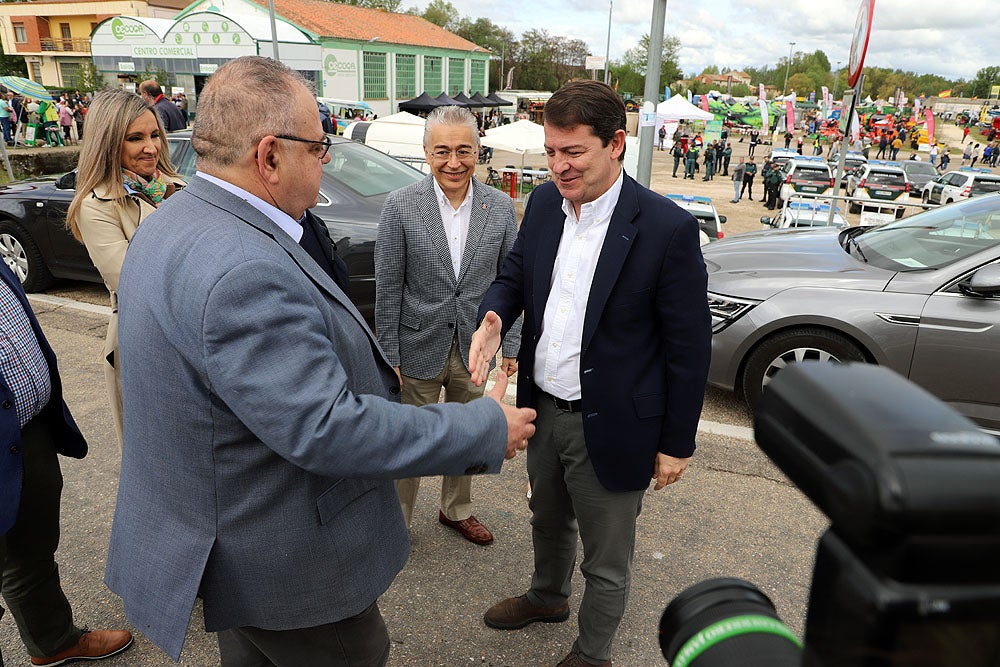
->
[480, 119, 546, 157]
[655, 96, 714, 121]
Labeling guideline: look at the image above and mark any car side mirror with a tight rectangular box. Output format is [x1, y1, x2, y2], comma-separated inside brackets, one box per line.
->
[718, 215, 727, 224]
[958, 264, 1000, 298]
[760, 216, 774, 227]
[55, 170, 76, 190]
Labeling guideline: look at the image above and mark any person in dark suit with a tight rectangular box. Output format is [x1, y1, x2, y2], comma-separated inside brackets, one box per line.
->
[138, 80, 185, 131]
[104, 56, 535, 666]
[470, 80, 712, 667]
[376, 105, 521, 545]
[0, 262, 133, 666]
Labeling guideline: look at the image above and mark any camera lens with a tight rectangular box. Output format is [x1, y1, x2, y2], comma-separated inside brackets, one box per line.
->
[660, 577, 801, 666]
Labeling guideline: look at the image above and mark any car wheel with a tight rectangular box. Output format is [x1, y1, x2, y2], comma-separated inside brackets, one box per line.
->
[921, 191, 929, 204]
[946, 199, 954, 205]
[849, 200, 860, 214]
[740, 327, 867, 409]
[0, 220, 53, 292]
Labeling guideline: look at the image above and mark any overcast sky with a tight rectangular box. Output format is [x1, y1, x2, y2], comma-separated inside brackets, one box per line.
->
[399, 0, 994, 82]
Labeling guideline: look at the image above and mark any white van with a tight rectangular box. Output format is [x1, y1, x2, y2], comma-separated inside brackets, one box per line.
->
[317, 97, 375, 134]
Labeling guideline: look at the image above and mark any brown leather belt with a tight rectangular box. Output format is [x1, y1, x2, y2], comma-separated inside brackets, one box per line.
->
[542, 391, 582, 413]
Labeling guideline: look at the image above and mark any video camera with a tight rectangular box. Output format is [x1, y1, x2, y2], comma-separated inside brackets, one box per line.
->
[659, 363, 1000, 666]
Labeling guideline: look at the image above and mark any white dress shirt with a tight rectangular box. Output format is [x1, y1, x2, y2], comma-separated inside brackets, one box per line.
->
[536, 169, 624, 401]
[432, 177, 474, 280]
[196, 171, 303, 242]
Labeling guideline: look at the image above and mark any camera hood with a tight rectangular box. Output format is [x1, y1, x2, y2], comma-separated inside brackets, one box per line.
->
[754, 363, 1000, 562]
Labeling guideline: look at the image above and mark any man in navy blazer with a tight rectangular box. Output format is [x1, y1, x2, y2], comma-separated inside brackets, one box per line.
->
[471, 80, 712, 667]
[105, 57, 535, 666]
[0, 262, 133, 666]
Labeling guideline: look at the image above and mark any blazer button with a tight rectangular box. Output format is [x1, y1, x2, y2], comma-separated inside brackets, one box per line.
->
[1, 400, 10, 409]
[389, 386, 401, 395]
[9, 445, 18, 454]
[448, 322, 454, 329]
[455, 290, 461, 297]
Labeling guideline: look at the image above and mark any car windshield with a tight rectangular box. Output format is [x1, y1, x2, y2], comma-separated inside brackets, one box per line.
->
[865, 171, 905, 186]
[324, 141, 423, 197]
[903, 162, 937, 176]
[853, 194, 1000, 271]
[793, 166, 831, 182]
[971, 179, 1000, 196]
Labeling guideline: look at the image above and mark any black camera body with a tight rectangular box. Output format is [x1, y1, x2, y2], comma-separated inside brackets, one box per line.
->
[661, 363, 1000, 666]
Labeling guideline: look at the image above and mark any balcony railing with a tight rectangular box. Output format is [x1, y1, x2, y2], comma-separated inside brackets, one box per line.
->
[39, 37, 90, 53]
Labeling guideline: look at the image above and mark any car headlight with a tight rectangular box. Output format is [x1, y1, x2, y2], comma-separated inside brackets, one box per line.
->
[708, 291, 760, 333]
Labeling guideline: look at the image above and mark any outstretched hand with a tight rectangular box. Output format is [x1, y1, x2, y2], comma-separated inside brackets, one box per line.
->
[486, 369, 535, 459]
[469, 311, 502, 386]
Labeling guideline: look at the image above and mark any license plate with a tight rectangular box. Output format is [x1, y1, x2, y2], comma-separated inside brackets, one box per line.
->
[874, 190, 892, 196]
[801, 186, 819, 193]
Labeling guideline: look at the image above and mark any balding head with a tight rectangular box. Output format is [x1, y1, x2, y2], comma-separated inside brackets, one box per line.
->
[192, 56, 312, 169]
[138, 80, 162, 101]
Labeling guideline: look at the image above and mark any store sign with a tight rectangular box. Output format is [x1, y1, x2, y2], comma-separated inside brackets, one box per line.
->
[324, 51, 357, 77]
[111, 17, 145, 41]
[199, 63, 218, 74]
[132, 45, 196, 58]
[118, 61, 135, 72]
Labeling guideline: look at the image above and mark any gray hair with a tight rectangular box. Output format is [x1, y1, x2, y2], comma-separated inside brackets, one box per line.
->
[192, 56, 313, 167]
[423, 105, 479, 148]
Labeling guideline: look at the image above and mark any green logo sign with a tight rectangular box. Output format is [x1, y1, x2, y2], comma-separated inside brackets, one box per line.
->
[174, 34, 183, 44]
[193, 33, 201, 44]
[201, 21, 209, 32]
[182, 22, 190, 32]
[324, 54, 357, 76]
[212, 33, 220, 44]
[232, 34, 241, 45]
[111, 17, 144, 41]
[221, 21, 229, 32]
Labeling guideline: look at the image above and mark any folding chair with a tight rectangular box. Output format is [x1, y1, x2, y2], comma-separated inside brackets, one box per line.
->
[485, 166, 501, 188]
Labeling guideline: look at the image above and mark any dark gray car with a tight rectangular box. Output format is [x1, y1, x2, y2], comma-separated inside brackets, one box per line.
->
[900, 160, 939, 196]
[704, 194, 1000, 432]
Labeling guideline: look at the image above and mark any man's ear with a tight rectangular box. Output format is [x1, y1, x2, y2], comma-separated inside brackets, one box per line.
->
[256, 137, 280, 184]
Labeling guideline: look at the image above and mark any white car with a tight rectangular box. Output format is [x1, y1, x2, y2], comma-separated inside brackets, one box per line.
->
[761, 202, 849, 230]
[845, 161, 910, 217]
[922, 168, 1000, 206]
[777, 157, 834, 207]
[664, 194, 726, 245]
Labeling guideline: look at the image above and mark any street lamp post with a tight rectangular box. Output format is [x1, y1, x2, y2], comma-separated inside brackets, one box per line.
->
[782, 41, 796, 96]
[832, 60, 842, 101]
[604, 0, 612, 85]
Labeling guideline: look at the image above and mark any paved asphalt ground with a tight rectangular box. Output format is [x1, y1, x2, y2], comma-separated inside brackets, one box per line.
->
[1, 297, 827, 666]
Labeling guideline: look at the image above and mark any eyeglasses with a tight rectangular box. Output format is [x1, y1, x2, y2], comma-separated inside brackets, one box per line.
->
[428, 148, 478, 161]
[274, 134, 333, 159]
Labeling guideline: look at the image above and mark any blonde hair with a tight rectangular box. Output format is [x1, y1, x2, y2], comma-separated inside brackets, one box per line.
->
[66, 89, 177, 241]
[192, 56, 310, 168]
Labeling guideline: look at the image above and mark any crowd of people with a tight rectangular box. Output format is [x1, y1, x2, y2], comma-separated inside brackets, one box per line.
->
[1, 61, 710, 667]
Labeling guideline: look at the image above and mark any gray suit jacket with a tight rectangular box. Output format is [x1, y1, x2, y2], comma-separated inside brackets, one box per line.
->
[104, 176, 508, 660]
[375, 176, 521, 379]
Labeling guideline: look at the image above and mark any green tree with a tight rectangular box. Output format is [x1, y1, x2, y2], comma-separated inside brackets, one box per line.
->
[786, 72, 814, 97]
[451, 16, 515, 91]
[0, 38, 26, 77]
[420, 0, 457, 29]
[969, 65, 1000, 98]
[77, 60, 102, 94]
[336, 0, 402, 9]
[611, 34, 682, 99]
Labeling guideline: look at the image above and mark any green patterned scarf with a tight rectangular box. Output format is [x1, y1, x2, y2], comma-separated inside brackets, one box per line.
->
[122, 168, 168, 206]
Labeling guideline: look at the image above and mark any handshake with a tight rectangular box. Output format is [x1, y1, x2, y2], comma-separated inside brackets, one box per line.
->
[469, 311, 536, 460]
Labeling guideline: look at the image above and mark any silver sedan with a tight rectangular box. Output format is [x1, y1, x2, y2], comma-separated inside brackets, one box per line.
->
[704, 194, 1000, 432]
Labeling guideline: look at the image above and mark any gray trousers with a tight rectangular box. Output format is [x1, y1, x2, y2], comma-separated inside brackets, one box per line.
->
[526, 396, 644, 663]
[0, 417, 82, 663]
[396, 337, 485, 526]
[217, 602, 389, 667]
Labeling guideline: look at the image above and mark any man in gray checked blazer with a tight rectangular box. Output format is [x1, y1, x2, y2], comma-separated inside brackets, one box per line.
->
[376, 106, 521, 546]
[104, 58, 535, 666]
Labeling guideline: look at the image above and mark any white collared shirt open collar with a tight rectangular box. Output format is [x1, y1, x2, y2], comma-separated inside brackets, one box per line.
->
[432, 177, 474, 281]
[536, 168, 624, 401]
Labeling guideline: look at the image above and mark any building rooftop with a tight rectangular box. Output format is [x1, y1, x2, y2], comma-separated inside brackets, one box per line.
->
[251, 0, 486, 52]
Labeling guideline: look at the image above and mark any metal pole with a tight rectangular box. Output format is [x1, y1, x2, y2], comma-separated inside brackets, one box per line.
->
[782, 41, 795, 96]
[604, 0, 612, 85]
[267, 0, 280, 60]
[636, 0, 666, 187]
[832, 61, 841, 101]
[828, 86, 858, 227]
[0, 140, 14, 182]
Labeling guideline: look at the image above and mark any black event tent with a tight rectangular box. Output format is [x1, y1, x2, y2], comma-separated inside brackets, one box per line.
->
[398, 92, 442, 112]
[470, 92, 500, 107]
[452, 92, 476, 106]
[434, 92, 468, 107]
[486, 92, 513, 106]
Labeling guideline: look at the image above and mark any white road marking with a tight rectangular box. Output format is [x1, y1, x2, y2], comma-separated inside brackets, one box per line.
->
[28, 293, 112, 316]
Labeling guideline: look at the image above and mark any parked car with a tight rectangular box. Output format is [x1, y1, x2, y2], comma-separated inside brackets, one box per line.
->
[828, 151, 868, 186]
[766, 147, 800, 170]
[900, 160, 939, 196]
[0, 132, 425, 327]
[760, 202, 848, 229]
[845, 160, 910, 217]
[777, 156, 835, 208]
[663, 194, 726, 245]
[921, 168, 1000, 206]
[704, 193, 1000, 432]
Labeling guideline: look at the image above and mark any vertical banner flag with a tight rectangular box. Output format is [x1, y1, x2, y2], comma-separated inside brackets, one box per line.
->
[759, 83, 766, 100]
[759, 99, 770, 134]
[687, 89, 693, 103]
[700, 94, 710, 113]
[822, 86, 829, 114]
[913, 97, 921, 122]
[850, 108, 862, 144]
[926, 109, 935, 145]
[785, 100, 796, 133]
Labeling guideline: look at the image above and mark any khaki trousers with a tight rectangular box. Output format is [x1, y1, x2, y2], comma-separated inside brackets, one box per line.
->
[395, 337, 485, 525]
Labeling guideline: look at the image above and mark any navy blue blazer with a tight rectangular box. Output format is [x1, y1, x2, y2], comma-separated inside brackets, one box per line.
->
[0, 263, 87, 535]
[479, 174, 711, 492]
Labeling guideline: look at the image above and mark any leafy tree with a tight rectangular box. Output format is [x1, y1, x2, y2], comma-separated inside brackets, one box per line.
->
[968, 65, 1000, 98]
[77, 60, 102, 94]
[451, 17, 516, 91]
[700, 65, 719, 75]
[420, 0, 457, 29]
[0, 38, 26, 77]
[611, 34, 681, 99]
[786, 72, 814, 97]
[337, 0, 402, 9]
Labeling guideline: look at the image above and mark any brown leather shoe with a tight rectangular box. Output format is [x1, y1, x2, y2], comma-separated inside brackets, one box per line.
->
[438, 511, 493, 545]
[31, 629, 134, 665]
[484, 594, 569, 630]
[556, 650, 612, 667]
